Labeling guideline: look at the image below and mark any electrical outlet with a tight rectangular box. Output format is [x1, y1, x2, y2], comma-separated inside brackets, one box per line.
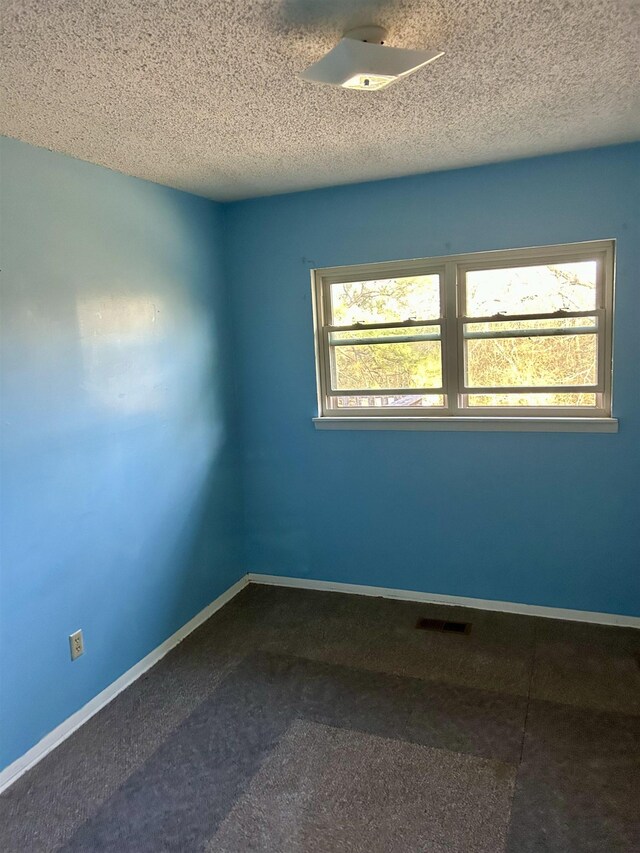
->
[69, 629, 84, 661]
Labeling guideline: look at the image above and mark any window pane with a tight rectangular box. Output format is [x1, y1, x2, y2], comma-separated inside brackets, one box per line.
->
[330, 275, 440, 325]
[332, 339, 443, 391]
[334, 394, 445, 409]
[465, 334, 598, 388]
[464, 261, 597, 317]
[467, 393, 597, 407]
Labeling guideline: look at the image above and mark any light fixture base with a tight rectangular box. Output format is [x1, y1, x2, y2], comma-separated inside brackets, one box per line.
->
[299, 26, 443, 91]
[343, 26, 387, 45]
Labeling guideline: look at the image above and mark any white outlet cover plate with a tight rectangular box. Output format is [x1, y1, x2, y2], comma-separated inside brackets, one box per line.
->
[69, 629, 84, 661]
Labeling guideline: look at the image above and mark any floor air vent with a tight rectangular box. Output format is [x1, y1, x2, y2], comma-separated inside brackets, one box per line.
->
[416, 617, 472, 634]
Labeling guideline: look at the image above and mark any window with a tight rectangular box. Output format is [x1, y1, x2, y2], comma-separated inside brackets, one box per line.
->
[312, 241, 616, 431]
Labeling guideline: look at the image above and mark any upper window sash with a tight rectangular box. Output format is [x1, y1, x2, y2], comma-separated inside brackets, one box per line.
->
[457, 250, 607, 330]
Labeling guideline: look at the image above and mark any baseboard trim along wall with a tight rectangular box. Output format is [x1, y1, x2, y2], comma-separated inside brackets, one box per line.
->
[0, 575, 249, 795]
[3, 570, 638, 793]
[246, 573, 640, 629]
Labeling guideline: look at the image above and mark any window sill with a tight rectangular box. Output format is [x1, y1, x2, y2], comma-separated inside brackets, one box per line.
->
[313, 416, 618, 433]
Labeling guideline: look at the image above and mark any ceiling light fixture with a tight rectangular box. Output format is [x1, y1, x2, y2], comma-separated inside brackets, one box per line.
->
[299, 26, 443, 91]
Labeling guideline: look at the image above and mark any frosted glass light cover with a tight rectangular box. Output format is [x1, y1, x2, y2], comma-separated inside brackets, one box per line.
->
[300, 38, 443, 90]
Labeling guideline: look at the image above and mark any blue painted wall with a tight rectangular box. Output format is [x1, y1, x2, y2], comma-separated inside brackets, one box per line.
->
[225, 143, 640, 618]
[2, 138, 639, 775]
[0, 137, 243, 770]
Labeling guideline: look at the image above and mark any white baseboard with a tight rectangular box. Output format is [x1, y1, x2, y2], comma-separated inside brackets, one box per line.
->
[246, 573, 640, 629]
[0, 575, 248, 795]
[3, 570, 637, 794]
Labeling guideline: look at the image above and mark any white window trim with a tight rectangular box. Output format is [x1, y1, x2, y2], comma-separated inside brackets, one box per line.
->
[311, 240, 617, 432]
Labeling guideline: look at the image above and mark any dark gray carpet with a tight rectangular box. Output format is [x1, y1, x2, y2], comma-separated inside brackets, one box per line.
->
[1, 584, 639, 852]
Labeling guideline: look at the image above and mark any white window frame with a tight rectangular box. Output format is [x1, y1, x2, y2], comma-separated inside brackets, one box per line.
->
[311, 240, 617, 432]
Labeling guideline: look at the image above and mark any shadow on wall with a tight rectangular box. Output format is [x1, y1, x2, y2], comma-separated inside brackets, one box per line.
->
[0, 137, 243, 771]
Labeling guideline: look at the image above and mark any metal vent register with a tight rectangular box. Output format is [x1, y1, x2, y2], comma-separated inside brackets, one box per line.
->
[416, 618, 472, 634]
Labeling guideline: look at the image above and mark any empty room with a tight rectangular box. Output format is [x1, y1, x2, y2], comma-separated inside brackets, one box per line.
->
[1, 1, 639, 851]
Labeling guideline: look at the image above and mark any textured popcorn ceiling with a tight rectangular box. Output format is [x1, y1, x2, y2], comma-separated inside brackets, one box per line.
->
[1, 0, 639, 200]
